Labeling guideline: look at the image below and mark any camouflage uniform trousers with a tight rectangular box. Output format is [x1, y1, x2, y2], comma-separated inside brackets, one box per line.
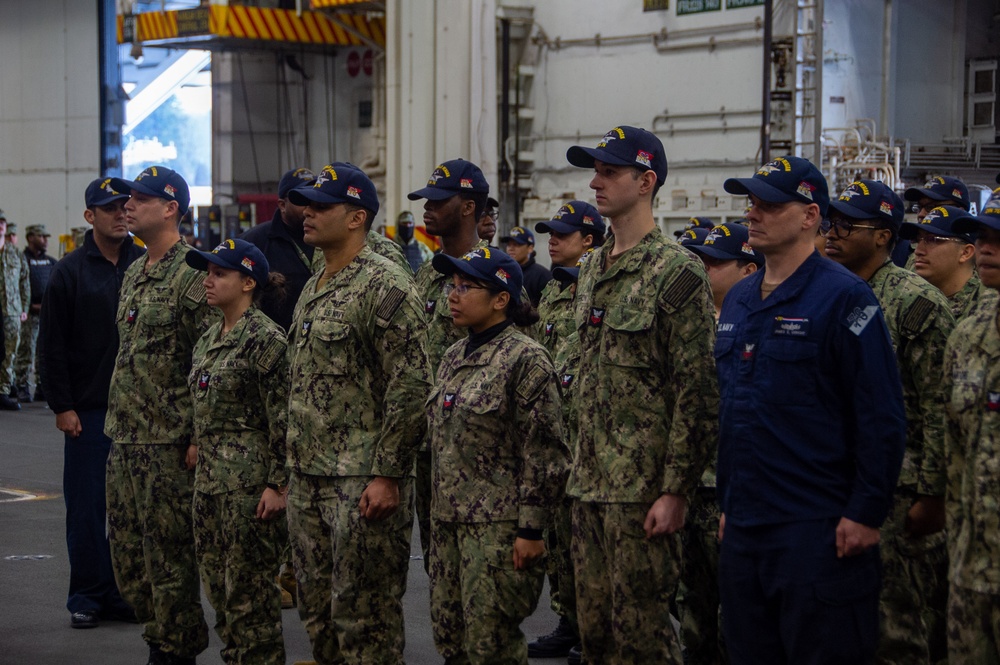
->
[544, 497, 577, 635]
[106, 443, 209, 658]
[947, 585, 1000, 664]
[429, 519, 544, 664]
[572, 500, 684, 665]
[287, 474, 412, 665]
[876, 490, 948, 665]
[415, 446, 432, 572]
[13, 312, 37, 390]
[193, 487, 286, 665]
[678, 488, 726, 665]
[1, 314, 20, 390]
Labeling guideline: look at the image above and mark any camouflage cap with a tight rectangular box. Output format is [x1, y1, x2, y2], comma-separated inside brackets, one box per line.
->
[25, 224, 50, 237]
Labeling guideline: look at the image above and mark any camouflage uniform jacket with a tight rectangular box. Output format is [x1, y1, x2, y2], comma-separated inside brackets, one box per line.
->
[414, 239, 490, 374]
[534, 279, 576, 358]
[0, 243, 29, 317]
[427, 325, 568, 530]
[553, 331, 581, 447]
[105, 241, 216, 444]
[950, 274, 999, 322]
[189, 306, 289, 494]
[943, 294, 1000, 593]
[868, 259, 955, 496]
[569, 227, 719, 503]
[307, 230, 412, 276]
[286, 246, 430, 478]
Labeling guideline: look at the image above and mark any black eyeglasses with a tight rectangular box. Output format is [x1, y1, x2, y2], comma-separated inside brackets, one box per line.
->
[820, 218, 882, 238]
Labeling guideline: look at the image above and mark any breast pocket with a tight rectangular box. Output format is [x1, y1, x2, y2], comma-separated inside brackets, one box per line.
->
[757, 339, 819, 405]
[602, 305, 656, 369]
[209, 369, 251, 421]
[310, 319, 353, 376]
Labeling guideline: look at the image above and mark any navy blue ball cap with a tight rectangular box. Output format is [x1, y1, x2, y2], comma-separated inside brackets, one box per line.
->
[408, 159, 490, 201]
[499, 226, 535, 245]
[287, 162, 380, 216]
[552, 247, 598, 284]
[900, 205, 978, 243]
[110, 166, 191, 216]
[185, 238, 270, 286]
[689, 223, 764, 267]
[85, 177, 130, 207]
[829, 180, 905, 230]
[678, 227, 710, 246]
[903, 176, 970, 211]
[278, 167, 316, 199]
[535, 201, 605, 237]
[953, 198, 1000, 235]
[432, 246, 523, 303]
[567, 126, 668, 185]
[724, 156, 830, 216]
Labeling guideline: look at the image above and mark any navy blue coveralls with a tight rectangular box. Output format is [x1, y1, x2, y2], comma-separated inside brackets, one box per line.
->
[714, 251, 906, 665]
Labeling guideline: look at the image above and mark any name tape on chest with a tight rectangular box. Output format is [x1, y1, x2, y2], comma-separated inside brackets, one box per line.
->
[772, 316, 809, 337]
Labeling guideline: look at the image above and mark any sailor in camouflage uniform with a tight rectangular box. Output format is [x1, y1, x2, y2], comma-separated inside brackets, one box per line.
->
[528, 200, 605, 660]
[900, 204, 1000, 322]
[186, 239, 289, 665]
[284, 163, 430, 665]
[942, 209, 1000, 664]
[0, 214, 29, 408]
[565, 126, 718, 664]
[822, 180, 955, 665]
[104, 167, 215, 665]
[407, 158, 493, 566]
[427, 247, 568, 664]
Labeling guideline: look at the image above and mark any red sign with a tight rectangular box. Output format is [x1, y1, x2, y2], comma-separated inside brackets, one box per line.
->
[347, 51, 361, 77]
[362, 49, 373, 76]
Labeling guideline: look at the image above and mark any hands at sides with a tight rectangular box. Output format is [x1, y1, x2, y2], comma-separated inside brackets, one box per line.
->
[55, 410, 82, 438]
[644, 493, 688, 539]
[513, 537, 545, 571]
[359, 476, 400, 521]
[835, 517, 880, 558]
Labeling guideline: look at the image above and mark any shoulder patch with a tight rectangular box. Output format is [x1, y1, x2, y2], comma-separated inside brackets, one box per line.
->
[516, 360, 550, 404]
[255, 335, 285, 374]
[184, 279, 207, 304]
[663, 266, 703, 310]
[375, 285, 407, 328]
[845, 304, 881, 336]
[900, 295, 938, 337]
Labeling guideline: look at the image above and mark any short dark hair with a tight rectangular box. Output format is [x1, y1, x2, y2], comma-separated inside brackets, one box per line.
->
[344, 203, 375, 232]
[459, 191, 489, 224]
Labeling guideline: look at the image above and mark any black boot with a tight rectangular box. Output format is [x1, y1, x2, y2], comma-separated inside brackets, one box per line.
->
[0, 393, 21, 410]
[16, 385, 30, 403]
[527, 616, 578, 658]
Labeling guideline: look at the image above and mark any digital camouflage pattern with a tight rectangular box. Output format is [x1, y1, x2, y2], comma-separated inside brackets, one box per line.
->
[678, 488, 725, 665]
[193, 487, 286, 665]
[104, 241, 215, 659]
[534, 279, 576, 356]
[944, 292, 1000, 662]
[569, 227, 718, 502]
[106, 443, 209, 659]
[189, 306, 288, 494]
[285, 246, 429, 478]
[949, 273, 998, 321]
[411, 238, 489, 561]
[867, 259, 954, 665]
[307, 230, 412, 275]
[429, 520, 544, 664]
[0, 243, 29, 389]
[105, 241, 217, 444]
[944, 295, 1000, 595]
[189, 306, 289, 664]
[285, 247, 428, 664]
[572, 501, 684, 664]
[287, 475, 413, 665]
[427, 325, 568, 529]
[946, 586, 1000, 664]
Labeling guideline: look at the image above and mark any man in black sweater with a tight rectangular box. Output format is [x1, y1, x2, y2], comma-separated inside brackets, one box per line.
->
[501, 225, 551, 307]
[38, 178, 145, 629]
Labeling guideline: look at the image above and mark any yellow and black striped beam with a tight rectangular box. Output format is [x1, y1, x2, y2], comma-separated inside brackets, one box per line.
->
[117, 5, 385, 49]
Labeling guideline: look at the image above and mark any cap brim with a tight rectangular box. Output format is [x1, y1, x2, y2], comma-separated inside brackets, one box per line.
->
[897, 221, 965, 240]
[109, 177, 164, 200]
[499, 237, 530, 245]
[723, 177, 799, 204]
[903, 187, 948, 202]
[487, 197, 499, 207]
[535, 220, 580, 234]
[407, 187, 457, 201]
[955, 214, 1000, 234]
[287, 187, 347, 207]
[828, 199, 878, 221]
[431, 253, 491, 283]
[689, 245, 742, 262]
[566, 145, 634, 170]
[552, 266, 580, 283]
[89, 193, 130, 206]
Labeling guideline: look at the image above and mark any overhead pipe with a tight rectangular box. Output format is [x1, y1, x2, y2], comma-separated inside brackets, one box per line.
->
[879, 0, 892, 138]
